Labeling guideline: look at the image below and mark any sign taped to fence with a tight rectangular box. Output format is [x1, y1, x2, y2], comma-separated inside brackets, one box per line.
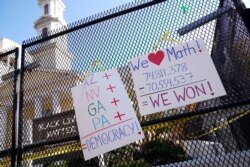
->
[71, 69, 144, 160]
[129, 38, 226, 116]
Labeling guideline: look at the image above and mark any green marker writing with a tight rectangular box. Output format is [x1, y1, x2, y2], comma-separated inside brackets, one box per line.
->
[181, 4, 189, 14]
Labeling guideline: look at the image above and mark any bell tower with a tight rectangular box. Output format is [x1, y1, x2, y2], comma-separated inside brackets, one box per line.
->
[34, 0, 67, 36]
[32, 0, 71, 70]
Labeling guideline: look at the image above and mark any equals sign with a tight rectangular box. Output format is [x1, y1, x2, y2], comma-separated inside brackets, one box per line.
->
[82, 144, 87, 150]
[142, 101, 148, 106]
[139, 87, 145, 94]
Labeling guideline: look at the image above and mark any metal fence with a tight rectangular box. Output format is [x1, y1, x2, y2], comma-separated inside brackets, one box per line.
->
[0, 48, 19, 167]
[0, 0, 250, 166]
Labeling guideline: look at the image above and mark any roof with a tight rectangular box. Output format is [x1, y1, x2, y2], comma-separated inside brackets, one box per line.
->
[0, 38, 20, 52]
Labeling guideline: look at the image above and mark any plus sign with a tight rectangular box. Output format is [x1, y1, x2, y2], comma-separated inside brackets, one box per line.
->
[107, 84, 116, 93]
[111, 98, 120, 106]
[103, 73, 112, 80]
[114, 112, 125, 121]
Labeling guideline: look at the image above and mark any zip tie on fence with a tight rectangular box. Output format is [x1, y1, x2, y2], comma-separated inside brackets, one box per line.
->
[181, 4, 189, 14]
[187, 109, 250, 139]
[78, 57, 105, 81]
[86, 57, 105, 75]
[152, 31, 180, 51]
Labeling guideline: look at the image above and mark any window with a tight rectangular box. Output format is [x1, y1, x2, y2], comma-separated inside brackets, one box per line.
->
[42, 27, 48, 38]
[42, 109, 53, 117]
[44, 4, 49, 15]
[2, 59, 7, 65]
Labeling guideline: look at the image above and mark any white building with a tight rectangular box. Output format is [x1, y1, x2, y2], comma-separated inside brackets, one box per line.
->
[0, 38, 20, 151]
[0, 0, 78, 154]
[34, 0, 67, 37]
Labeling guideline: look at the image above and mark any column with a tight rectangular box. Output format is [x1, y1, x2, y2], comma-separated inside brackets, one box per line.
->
[25, 120, 33, 145]
[0, 108, 7, 150]
[98, 154, 105, 167]
[34, 98, 42, 118]
[52, 94, 61, 114]
[26, 120, 34, 167]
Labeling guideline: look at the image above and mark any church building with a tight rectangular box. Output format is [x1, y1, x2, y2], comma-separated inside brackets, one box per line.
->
[0, 0, 85, 166]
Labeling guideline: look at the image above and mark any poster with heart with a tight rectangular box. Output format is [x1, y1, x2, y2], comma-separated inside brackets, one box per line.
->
[71, 69, 144, 160]
[129, 38, 226, 116]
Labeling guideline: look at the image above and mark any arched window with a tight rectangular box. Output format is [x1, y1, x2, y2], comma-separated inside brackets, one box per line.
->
[42, 27, 48, 38]
[44, 4, 49, 14]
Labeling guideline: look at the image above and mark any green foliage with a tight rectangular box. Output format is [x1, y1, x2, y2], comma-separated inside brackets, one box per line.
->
[113, 159, 150, 167]
[134, 139, 187, 165]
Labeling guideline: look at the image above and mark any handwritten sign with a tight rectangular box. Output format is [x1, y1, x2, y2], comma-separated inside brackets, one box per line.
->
[129, 39, 226, 116]
[33, 111, 77, 143]
[71, 69, 144, 160]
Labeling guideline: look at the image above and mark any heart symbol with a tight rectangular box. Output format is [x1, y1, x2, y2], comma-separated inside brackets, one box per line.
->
[148, 51, 165, 66]
[211, 92, 214, 96]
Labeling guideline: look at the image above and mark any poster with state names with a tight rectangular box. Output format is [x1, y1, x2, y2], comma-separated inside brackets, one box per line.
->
[71, 69, 144, 160]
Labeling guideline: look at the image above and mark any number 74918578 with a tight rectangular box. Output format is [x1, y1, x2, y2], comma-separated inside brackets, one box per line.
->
[143, 62, 188, 81]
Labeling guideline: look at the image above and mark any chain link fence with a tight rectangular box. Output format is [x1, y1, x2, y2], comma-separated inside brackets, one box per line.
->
[0, 0, 250, 166]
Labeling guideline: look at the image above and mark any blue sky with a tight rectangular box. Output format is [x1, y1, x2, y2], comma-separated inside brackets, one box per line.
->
[0, 0, 134, 44]
[0, 0, 249, 44]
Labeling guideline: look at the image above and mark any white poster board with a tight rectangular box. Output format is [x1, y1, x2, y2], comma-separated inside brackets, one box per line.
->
[129, 39, 226, 116]
[71, 69, 144, 160]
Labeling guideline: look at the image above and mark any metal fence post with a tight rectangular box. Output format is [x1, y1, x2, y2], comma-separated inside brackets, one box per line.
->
[11, 47, 20, 167]
[16, 46, 26, 166]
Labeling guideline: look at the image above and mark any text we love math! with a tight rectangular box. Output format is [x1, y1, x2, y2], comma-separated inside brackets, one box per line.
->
[129, 38, 227, 116]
